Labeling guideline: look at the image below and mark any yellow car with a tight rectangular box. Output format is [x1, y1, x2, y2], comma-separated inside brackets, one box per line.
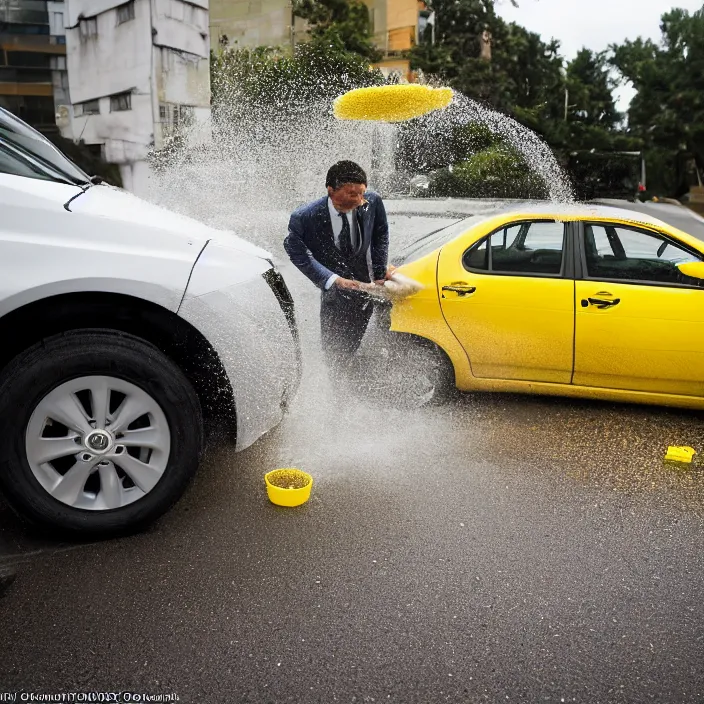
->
[388, 203, 704, 410]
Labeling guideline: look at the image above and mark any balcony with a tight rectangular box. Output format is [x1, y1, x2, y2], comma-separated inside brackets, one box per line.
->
[0, 67, 52, 82]
[0, 33, 65, 53]
[0, 81, 53, 96]
[373, 25, 415, 58]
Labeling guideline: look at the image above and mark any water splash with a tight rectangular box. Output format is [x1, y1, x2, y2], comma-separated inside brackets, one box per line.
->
[145, 88, 574, 256]
[147, 103, 385, 252]
[143, 83, 577, 473]
[417, 93, 575, 203]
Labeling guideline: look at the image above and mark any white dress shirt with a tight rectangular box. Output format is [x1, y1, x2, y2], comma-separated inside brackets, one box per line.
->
[325, 197, 374, 290]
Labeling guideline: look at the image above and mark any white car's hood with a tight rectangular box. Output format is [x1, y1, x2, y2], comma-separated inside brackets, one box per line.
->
[69, 184, 272, 260]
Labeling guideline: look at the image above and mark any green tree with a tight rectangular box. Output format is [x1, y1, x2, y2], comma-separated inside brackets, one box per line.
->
[611, 7, 704, 196]
[410, 0, 561, 114]
[408, 0, 574, 156]
[292, 0, 381, 62]
[499, 24, 567, 143]
[567, 50, 621, 128]
[409, 0, 506, 107]
[396, 119, 499, 173]
[429, 143, 543, 198]
[211, 38, 383, 118]
[408, 0, 642, 198]
[407, 0, 569, 192]
[561, 49, 622, 150]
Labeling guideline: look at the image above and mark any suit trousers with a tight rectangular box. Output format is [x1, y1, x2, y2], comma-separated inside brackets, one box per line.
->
[320, 287, 374, 372]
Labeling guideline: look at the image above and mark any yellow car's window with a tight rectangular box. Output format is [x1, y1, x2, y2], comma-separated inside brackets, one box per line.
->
[584, 224, 702, 286]
[464, 238, 488, 270]
[463, 220, 565, 276]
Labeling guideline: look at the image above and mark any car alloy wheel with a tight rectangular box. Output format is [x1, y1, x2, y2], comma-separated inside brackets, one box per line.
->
[25, 376, 171, 511]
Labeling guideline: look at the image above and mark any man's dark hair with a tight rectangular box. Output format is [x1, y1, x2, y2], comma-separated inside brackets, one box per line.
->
[326, 161, 367, 190]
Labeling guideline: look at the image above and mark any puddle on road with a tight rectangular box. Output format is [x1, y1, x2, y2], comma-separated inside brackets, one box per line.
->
[447, 394, 704, 507]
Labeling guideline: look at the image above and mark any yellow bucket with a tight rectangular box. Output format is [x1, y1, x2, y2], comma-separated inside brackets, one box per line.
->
[265, 468, 313, 507]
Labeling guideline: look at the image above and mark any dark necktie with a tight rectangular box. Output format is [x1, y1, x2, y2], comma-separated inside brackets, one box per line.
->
[338, 211, 354, 259]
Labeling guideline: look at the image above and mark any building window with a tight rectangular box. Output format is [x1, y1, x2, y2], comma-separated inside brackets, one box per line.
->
[7, 52, 52, 68]
[159, 102, 194, 136]
[417, 10, 435, 44]
[0, 69, 52, 83]
[166, 0, 206, 26]
[110, 92, 132, 112]
[116, 2, 135, 25]
[50, 56, 67, 71]
[79, 17, 98, 39]
[3, 24, 49, 36]
[168, 0, 184, 21]
[51, 12, 64, 35]
[74, 100, 100, 117]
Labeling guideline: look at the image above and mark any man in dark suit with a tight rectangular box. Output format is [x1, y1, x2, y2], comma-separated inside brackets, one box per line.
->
[284, 161, 393, 371]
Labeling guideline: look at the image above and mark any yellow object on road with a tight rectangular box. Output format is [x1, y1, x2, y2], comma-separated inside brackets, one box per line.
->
[664, 446, 697, 463]
[333, 85, 453, 123]
[265, 468, 313, 507]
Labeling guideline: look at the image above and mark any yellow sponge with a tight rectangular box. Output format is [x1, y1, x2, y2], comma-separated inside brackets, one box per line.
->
[333, 85, 454, 123]
[664, 446, 697, 463]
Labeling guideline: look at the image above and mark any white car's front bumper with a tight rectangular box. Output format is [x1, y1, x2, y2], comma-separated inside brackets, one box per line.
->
[179, 256, 300, 451]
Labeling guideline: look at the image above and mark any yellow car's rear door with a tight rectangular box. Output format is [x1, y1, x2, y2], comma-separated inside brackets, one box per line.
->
[573, 221, 704, 396]
[437, 219, 576, 383]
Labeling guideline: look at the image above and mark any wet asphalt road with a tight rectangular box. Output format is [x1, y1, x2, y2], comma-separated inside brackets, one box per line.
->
[1, 203, 704, 703]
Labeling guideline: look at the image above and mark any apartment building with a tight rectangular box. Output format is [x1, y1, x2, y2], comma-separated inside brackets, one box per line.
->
[64, 0, 211, 193]
[0, 0, 69, 134]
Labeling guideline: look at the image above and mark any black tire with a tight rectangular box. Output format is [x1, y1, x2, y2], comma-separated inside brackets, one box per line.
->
[351, 332, 457, 409]
[0, 330, 203, 538]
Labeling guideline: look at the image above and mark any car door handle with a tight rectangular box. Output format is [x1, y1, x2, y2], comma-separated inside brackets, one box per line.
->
[442, 285, 476, 297]
[582, 297, 621, 309]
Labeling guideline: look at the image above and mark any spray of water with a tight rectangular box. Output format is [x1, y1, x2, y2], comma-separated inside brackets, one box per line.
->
[419, 94, 575, 204]
[144, 87, 575, 470]
[146, 90, 573, 256]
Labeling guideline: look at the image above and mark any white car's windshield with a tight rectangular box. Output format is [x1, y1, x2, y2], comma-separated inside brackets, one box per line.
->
[0, 107, 90, 185]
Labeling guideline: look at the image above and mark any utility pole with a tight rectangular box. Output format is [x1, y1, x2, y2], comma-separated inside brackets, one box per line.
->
[291, 0, 295, 51]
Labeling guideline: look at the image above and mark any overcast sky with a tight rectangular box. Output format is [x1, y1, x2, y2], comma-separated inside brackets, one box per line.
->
[495, 0, 703, 111]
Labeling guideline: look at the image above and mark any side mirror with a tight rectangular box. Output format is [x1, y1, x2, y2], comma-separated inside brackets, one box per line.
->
[677, 262, 704, 280]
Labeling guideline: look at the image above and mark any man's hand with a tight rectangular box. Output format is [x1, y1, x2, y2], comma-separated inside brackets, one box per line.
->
[334, 277, 362, 291]
[374, 265, 397, 286]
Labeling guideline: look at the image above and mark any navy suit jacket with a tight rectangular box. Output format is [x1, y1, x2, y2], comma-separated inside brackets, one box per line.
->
[284, 192, 389, 290]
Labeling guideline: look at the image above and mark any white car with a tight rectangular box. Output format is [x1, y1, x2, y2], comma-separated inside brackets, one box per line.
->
[0, 108, 300, 536]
